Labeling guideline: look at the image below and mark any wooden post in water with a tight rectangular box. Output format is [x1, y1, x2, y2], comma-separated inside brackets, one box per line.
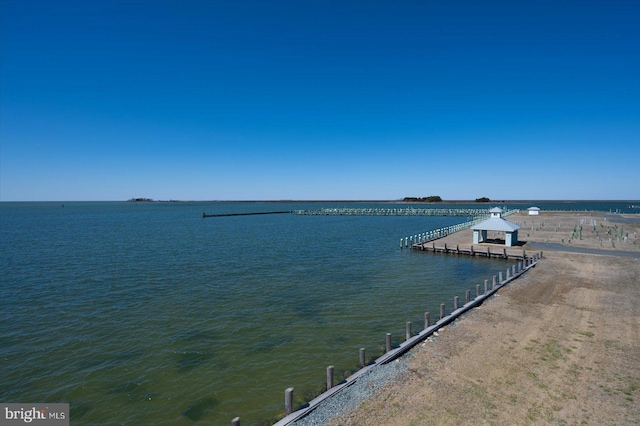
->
[493, 275, 497, 289]
[512, 265, 516, 276]
[503, 248, 507, 258]
[406, 322, 412, 340]
[285, 388, 294, 415]
[487, 246, 491, 257]
[232, 417, 240, 426]
[440, 303, 445, 320]
[476, 284, 481, 298]
[470, 245, 475, 256]
[424, 312, 430, 329]
[454, 296, 459, 310]
[465, 290, 471, 304]
[327, 365, 334, 390]
[499, 271, 503, 283]
[484, 279, 488, 295]
[359, 348, 366, 368]
[386, 333, 391, 353]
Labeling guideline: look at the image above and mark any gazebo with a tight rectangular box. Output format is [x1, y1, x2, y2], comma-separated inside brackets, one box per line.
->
[472, 207, 521, 247]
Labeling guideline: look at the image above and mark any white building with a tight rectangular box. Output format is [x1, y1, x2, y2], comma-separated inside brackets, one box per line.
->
[472, 207, 521, 247]
[528, 207, 541, 215]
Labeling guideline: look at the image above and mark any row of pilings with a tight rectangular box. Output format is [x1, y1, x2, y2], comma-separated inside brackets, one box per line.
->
[247, 252, 542, 426]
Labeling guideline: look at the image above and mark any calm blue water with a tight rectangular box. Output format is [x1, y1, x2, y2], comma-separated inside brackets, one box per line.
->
[0, 201, 635, 425]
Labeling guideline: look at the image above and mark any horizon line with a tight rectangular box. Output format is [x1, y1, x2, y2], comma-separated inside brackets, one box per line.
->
[1, 199, 639, 203]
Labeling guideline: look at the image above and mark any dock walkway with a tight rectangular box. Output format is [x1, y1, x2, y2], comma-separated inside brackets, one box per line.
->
[413, 241, 530, 261]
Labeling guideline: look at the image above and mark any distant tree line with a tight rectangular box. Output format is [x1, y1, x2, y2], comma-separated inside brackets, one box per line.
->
[475, 197, 491, 202]
[127, 198, 154, 202]
[403, 196, 443, 202]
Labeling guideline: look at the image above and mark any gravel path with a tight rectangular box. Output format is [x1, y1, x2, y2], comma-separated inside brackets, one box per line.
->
[293, 359, 408, 426]
[526, 242, 640, 258]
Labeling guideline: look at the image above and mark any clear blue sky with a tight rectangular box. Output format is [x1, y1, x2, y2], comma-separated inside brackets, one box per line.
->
[1, 0, 639, 201]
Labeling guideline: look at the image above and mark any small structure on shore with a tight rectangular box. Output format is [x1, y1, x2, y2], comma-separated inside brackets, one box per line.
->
[527, 207, 541, 215]
[472, 207, 521, 247]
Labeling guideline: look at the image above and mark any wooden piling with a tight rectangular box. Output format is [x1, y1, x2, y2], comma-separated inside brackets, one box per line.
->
[484, 279, 488, 295]
[499, 271, 503, 283]
[359, 348, 366, 368]
[424, 312, 430, 329]
[386, 333, 392, 353]
[327, 365, 334, 390]
[454, 296, 459, 310]
[285, 388, 294, 415]
[465, 289, 471, 304]
[440, 303, 445, 320]
[476, 284, 481, 298]
[492, 275, 496, 289]
[406, 322, 412, 340]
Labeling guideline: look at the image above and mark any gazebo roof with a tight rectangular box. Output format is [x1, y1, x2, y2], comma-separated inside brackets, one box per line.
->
[472, 217, 521, 232]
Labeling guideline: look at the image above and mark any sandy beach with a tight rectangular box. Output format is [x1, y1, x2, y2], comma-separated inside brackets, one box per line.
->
[320, 211, 640, 425]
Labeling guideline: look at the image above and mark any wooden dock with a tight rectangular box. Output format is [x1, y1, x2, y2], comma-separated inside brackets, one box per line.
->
[412, 241, 531, 261]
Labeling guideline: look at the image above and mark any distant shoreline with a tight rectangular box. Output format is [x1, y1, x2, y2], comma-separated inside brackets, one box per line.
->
[124, 199, 640, 204]
[2, 199, 638, 205]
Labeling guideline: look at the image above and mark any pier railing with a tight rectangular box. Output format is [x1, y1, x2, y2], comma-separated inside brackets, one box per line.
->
[400, 209, 519, 248]
[294, 208, 494, 216]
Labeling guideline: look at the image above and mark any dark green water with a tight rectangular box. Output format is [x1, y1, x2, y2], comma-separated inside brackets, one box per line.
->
[0, 201, 635, 424]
